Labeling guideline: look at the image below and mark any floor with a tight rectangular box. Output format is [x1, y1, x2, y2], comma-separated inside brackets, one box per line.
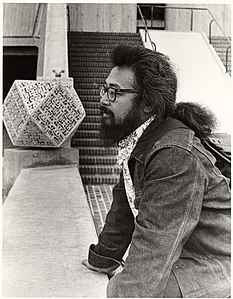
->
[84, 184, 114, 235]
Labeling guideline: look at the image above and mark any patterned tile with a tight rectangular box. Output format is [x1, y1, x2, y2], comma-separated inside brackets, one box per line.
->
[84, 184, 114, 235]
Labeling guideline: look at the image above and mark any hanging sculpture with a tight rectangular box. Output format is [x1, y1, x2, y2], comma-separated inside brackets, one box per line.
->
[3, 78, 86, 147]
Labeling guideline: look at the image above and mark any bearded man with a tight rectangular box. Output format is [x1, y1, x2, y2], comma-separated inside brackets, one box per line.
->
[82, 45, 231, 298]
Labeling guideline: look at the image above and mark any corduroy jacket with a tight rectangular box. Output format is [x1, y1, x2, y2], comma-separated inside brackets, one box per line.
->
[88, 118, 231, 298]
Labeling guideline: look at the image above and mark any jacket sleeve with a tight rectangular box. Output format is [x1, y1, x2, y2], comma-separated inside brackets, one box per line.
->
[107, 145, 206, 297]
[88, 172, 135, 270]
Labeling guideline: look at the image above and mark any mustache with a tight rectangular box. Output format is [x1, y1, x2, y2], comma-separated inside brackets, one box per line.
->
[99, 106, 113, 116]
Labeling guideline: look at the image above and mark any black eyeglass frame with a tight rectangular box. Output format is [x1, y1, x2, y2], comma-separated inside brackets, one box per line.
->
[99, 85, 139, 102]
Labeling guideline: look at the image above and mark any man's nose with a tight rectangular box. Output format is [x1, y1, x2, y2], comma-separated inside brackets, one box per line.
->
[99, 92, 110, 106]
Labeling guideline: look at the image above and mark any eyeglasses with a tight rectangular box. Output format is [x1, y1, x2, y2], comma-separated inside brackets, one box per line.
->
[99, 85, 139, 102]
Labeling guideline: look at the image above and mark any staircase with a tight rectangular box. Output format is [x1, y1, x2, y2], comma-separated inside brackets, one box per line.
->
[69, 32, 143, 186]
[211, 36, 231, 76]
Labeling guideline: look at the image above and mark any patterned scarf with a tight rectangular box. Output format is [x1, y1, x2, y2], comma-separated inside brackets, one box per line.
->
[118, 115, 156, 217]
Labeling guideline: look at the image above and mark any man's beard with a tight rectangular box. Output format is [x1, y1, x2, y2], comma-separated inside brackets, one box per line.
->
[99, 103, 141, 146]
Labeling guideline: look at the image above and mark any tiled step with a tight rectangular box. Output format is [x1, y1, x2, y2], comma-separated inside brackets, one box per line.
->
[72, 137, 105, 147]
[214, 49, 231, 57]
[75, 87, 99, 95]
[84, 184, 114, 234]
[70, 31, 142, 39]
[82, 115, 101, 123]
[81, 174, 120, 185]
[72, 72, 109, 78]
[74, 77, 103, 84]
[216, 52, 231, 59]
[215, 57, 231, 65]
[211, 36, 231, 75]
[214, 45, 231, 51]
[79, 155, 118, 165]
[78, 122, 101, 130]
[70, 55, 113, 61]
[70, 42, 141, 48]
[217, 58, 231, 66]
[75, 130, 99, 138]
[81, 101, 100, 110]
[70, 61, 112, 68]
[70, 48, 113, 54]
[70, 35, 142, 41]
[218, 55, 231, 61]
[216, 55, 231, 63]
[70, 45, 142, 56]
[211, 36, 231, 43]
[212, 44, 231, 50]
[77, 146, 118, 156]
[211, 37, 231, 44]
[70, 42, 141, 50]
[70, 40, 141, 46]
[84, 108, 100, 116]
[72, 138, 104, 147]
[69, 31, 142, 184]
[71, 66, 111, 73]
[78, 95, 100, 101]
[79, 164, 121, 175]
[70, 31, 141, 35]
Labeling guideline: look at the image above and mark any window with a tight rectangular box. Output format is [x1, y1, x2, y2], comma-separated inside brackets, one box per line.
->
[137, 4, 165, 30]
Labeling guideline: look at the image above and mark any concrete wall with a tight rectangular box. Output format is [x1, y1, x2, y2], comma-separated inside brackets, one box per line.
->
[3, 3, 44, 47]
[3, 3, 230, 39]
[3, 3, 69, 79]
[3, 3, 39, 36]
[68, 3, 137, 33]
[165, 4, 231, 37]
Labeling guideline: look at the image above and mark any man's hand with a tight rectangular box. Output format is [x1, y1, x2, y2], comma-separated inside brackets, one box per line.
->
[82, 259, 116, 278]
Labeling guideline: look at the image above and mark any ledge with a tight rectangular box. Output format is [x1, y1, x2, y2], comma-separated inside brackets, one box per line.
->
[3, 147, 79, 198]
[3, 165, 108, 297]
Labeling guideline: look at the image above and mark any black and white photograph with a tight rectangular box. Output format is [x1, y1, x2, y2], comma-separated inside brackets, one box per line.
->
[2, 1, 232, 298]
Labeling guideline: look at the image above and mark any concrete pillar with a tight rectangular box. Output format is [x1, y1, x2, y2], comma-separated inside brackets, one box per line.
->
[38, 3, 71, 148]
[42, 3, 69, 78]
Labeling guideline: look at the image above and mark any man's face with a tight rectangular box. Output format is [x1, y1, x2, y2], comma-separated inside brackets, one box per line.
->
[99, 66, 141, 144]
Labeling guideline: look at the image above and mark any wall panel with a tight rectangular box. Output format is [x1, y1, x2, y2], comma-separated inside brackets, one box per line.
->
[3, 3, 39, 37]
[165, 4, 231, 37]
[68, 3, 137, 33]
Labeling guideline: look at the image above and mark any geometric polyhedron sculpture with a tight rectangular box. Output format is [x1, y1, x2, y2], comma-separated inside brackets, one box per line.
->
[3, 79, 86, 147]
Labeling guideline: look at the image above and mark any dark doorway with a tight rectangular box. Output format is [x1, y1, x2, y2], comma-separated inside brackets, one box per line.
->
[3, 46, 38, 152]
[3, 47, 38, 99]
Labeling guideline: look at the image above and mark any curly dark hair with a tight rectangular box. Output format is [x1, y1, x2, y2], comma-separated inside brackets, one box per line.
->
[110, 44, 177, 119]
[110, 44, 217, 138]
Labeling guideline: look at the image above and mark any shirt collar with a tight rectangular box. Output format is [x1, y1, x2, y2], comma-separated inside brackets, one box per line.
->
[118, 115, 156, 165]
